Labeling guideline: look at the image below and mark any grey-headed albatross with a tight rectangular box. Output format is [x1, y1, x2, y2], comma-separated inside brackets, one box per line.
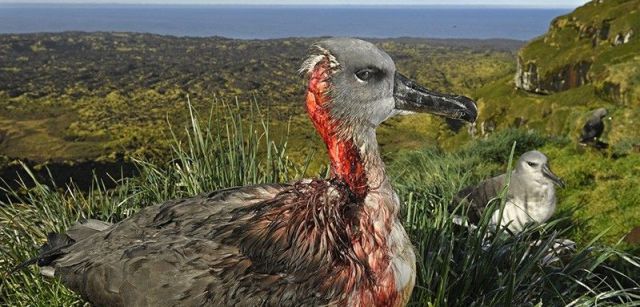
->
[453, 150, 564, 233]
[16, 38, 476, 306]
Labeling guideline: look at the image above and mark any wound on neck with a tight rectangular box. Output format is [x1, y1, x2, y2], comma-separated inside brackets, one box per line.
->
[306, 61, 369, 199]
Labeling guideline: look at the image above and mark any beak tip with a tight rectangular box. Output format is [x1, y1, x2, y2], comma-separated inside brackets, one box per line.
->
[553, 176, 566, 188]
[458, 96, 478, 123]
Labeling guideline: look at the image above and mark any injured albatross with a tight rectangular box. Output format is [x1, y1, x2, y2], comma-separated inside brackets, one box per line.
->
[453, 150, 565, 233]
[13, 38, 477, 307]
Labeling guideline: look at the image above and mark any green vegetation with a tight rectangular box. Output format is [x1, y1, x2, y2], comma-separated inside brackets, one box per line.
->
[541, 143, 640, 246]
[0, 103, 301, 305]
[1, 107, 638, 306]
[475, 75, 640, 145]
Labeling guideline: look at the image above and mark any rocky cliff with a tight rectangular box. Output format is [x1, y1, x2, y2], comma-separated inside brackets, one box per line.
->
[515, 0, 639, 105]
[515, 58, 591, 94]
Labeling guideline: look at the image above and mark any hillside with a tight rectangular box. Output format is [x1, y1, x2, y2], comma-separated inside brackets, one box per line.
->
[515, 0, 639, 105]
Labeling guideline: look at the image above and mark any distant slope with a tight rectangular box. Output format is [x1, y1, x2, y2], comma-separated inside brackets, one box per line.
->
[514, 0, 639, 105]
[0, 32, 518, 162]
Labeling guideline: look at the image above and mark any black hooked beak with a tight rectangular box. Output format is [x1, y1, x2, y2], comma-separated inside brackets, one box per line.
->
[393, 72, 477, 123]
[542, 164, 565, 188]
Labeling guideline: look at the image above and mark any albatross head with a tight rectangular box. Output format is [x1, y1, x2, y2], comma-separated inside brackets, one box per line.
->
[301, 37, 477, 136]
[516, 150, 565, 188]
[593, 108, 608, 119]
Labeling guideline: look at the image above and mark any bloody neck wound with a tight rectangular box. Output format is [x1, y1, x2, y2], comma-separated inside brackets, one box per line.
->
[305, 62, 369, 199]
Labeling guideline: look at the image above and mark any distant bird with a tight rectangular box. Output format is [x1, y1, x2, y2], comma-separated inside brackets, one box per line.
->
[453, 150, 564, 233]
[14, 38, 476, 306]
[580, 108, 609, 147]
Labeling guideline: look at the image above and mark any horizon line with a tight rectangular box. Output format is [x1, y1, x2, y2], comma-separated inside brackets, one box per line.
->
[0, 2, 581, 9]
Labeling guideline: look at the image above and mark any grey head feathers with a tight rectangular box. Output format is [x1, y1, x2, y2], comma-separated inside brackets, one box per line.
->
[302, 38, 399, 135]
[515, 150, 548, 172]
[514, 150, 561, 186]
[592, 107, 608, 120]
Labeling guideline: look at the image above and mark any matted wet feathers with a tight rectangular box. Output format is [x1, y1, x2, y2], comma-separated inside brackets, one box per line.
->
[299, 44, 340, 76]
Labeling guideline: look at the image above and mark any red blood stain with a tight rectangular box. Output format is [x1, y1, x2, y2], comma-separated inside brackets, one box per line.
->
[305, 61, 369, 199]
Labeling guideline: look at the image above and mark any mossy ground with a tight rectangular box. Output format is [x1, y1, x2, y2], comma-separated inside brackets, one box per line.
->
[541, 143, 640, 247]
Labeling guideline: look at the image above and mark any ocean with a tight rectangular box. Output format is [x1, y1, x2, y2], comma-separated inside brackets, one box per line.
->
[0, 4, 570, 40]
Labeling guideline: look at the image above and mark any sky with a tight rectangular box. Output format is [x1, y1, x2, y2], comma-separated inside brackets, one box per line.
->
[0, 0, 589, 8]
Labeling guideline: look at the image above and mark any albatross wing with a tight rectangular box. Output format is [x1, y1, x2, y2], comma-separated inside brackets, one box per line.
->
[453, 174, 507, 224]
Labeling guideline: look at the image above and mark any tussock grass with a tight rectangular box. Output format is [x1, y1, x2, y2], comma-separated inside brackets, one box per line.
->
[1, 104, 639, 306]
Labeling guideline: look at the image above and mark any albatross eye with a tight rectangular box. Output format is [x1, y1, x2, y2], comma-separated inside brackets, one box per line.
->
[355, 68, 378, 82]
[527, 161, 538, 167]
